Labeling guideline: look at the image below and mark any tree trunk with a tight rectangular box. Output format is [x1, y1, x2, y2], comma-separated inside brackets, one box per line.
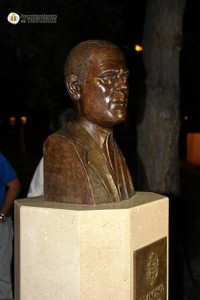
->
[137, 0, 187, 196]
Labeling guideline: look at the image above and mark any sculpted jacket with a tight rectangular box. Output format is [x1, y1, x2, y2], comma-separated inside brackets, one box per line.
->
[43, 120, 134, 205]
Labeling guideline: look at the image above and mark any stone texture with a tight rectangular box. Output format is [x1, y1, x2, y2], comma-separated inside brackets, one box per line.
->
[14, 191, 168, 300]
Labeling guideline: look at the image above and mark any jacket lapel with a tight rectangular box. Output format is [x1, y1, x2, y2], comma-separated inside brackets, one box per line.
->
[62, 121, 120, 200]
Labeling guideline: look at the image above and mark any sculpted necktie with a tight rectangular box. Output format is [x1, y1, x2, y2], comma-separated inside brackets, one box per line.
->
[104, 132, 116, 172]
[103, 132, 130, 200]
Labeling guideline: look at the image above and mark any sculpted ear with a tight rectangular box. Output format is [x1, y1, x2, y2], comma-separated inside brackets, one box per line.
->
[66, 75, 81, 100]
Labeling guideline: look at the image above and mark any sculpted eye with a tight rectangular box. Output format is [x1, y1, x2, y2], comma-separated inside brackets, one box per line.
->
[123, 74, 129, 83]
[99, 73, 116, 84]
[98, 70, 129, 85]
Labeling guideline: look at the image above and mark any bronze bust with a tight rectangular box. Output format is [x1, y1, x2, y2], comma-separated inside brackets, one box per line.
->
[43, 40, 134, 204]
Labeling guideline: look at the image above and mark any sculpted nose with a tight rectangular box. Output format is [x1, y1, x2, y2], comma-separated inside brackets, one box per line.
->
[115, 76, 128, 92]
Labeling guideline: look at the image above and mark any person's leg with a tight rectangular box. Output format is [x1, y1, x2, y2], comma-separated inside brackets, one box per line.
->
[0, 217, 13, 300]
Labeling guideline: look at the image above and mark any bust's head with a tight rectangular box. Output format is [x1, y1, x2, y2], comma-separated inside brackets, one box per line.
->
[64, 40, 129, 129]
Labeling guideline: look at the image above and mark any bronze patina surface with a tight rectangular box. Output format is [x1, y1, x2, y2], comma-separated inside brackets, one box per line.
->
[134, 237, 167, 300]
[43, 40, 134, 204]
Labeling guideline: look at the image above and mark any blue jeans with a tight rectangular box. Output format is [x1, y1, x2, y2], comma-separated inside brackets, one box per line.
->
[0, 217, 13, 299]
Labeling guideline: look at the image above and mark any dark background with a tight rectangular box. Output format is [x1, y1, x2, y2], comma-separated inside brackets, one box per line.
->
[1, 0, 199, 128]
[0, 1, 200, 299]
[0, 0, 199, 198]
[0, 0, 199, 199]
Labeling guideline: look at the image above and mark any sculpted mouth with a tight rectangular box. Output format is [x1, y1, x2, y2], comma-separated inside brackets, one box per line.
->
[112, 100, 128, 108]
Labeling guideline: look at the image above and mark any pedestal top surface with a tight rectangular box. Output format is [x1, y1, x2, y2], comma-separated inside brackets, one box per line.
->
[15, 191, 167, 211]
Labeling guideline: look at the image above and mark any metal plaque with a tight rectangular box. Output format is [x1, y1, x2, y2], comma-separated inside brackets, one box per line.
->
[134, 237, 167, 300]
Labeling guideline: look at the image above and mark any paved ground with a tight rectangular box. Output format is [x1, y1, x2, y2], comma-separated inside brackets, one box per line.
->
[180, 164, 200, 300]
[168, 162, 200, 300]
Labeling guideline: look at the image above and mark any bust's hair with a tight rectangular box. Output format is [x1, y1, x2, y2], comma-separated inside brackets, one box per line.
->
[64, 40, 122, 83]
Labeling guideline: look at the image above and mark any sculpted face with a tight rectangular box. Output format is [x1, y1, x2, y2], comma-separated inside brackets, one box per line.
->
[77, 47, 129, 128]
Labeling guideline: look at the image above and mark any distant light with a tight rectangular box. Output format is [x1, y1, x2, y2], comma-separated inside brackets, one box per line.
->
[184, 115, 188, 121]
[21, 115, 27, 125]
[187, 133, 200, 165]
[9, 116, 16, 126]
[135, 44, 143, 52]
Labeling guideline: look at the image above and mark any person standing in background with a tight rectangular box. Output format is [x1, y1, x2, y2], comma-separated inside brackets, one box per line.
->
[0, 151, 21, 300]
[27, 156, 43, 198]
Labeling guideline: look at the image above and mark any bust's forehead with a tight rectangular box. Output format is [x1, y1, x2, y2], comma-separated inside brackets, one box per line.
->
[90, 46, 125, 60]
[88, 48, 128, 72]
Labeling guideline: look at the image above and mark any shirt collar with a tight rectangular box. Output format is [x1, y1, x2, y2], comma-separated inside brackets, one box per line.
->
[78, 118, 113, 148]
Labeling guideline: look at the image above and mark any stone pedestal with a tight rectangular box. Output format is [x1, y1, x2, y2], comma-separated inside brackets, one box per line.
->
[14, 192, 168, 300]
